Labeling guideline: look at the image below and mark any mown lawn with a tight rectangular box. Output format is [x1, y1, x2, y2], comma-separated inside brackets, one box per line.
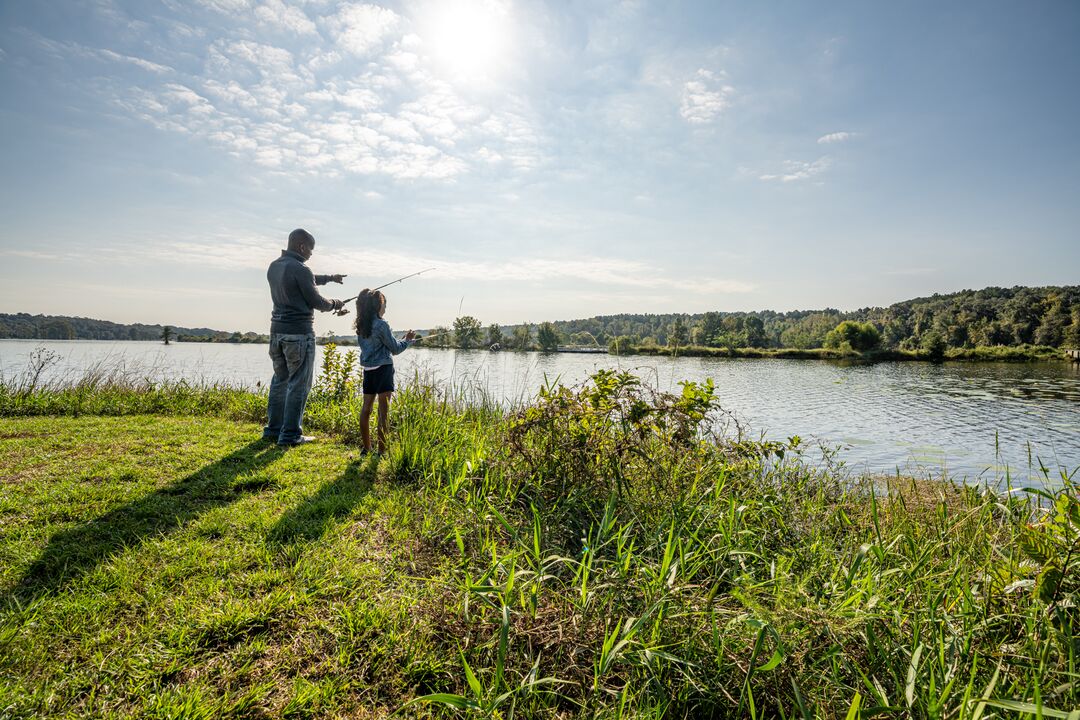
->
[1, 415, 456, 718]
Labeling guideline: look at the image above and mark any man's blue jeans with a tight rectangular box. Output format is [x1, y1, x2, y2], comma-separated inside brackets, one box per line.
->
[264, 332, 316, 444]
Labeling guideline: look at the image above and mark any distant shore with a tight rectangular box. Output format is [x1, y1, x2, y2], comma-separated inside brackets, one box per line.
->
[615, 343, 1072, 363]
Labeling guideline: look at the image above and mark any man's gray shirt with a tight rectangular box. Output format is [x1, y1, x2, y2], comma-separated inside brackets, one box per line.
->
[267, 250, 335, 334]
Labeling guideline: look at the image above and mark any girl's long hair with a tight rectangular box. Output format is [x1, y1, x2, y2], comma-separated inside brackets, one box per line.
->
[354, 289, 386, 338]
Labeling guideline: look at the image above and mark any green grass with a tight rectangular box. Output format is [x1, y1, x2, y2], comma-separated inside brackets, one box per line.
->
[1, 360, 1078, 718]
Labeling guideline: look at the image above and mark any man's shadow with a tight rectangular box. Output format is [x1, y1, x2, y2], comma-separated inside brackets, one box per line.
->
[266, 457, 374, 548]
[6, 440, 286, 604]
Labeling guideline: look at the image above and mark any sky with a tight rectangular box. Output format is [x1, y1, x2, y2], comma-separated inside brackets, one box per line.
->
[1, 0, 1078, 335]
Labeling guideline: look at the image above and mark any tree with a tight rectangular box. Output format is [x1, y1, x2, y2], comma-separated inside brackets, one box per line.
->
[511, 324, 532, 350]
[823, 321, 881, 353]
[1003, 289, 1044, 344]
[426, 325, 452, 348]
[782, 313, 843, 349]
[695, 312, 725, 347]
[742, 316, 766, 348]
[921, 329, 947, 362]
[1066, 307, 1080, 349]
[569, 331, 594, 346]
[453, 316, 483, 348]
[486, 323, 503, 347]
[1034, 295, 1069, 347]
[537, 321, 560, 351]
[668, 318, 689, 347]
[43, 319, 75, 340]
[161, 326, 173, 345]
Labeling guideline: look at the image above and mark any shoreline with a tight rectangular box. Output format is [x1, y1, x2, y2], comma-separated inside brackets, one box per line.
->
[414, 342, 1073, 363]
[1, 336, 1073, 364]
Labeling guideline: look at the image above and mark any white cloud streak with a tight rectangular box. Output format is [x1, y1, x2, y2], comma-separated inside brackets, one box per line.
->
[0, 249, 66, 261]
[29, 33, 173, 74]
[759, 156, 831, 183]
[119, 239, 754, 295]
[98, 49, 174, 74]
[817, 131, 852, 144]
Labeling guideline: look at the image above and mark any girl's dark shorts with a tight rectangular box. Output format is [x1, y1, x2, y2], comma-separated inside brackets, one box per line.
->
[362, 364, 395, 395]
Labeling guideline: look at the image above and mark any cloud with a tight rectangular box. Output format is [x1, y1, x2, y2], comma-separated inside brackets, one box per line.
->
[30, 4, 545, 183]
[98, 49, 174, 74]
[194, 0, 252, 14]
[83, 4, 544, 182]
[817, 131, 853, 144]
[254, 0, 318, 35]
[328, 4, 400, 56]
[121, 239, 754, 295]
[679, 69, 733, 124]
[0, 249, 66, 261]
[759, 156, 831, 183]
[27, 32, 173, 74]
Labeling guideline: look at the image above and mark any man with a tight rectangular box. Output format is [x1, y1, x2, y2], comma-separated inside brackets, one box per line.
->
[263, 228, 346, 446]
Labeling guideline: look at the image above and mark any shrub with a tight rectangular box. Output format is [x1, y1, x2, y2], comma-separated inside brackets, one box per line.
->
[921, 329, 948, 361]
[823, 320, 881, 353]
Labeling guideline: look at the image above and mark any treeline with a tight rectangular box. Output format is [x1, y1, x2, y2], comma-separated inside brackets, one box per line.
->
[0, 313, 265, 343]
[6, 285, 1078, 355]
[417, 316, 563, 351]
[413, 285, 1078, 356]
[550, 285, 1080, 354]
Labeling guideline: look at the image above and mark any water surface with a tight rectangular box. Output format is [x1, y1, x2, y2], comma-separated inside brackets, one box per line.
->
[2, 339, 1077, 482]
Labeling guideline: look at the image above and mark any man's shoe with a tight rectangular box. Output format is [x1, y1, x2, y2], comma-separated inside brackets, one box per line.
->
[278, 435, 316, 447]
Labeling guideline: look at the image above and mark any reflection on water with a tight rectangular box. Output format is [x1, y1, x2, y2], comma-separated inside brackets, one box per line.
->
[1, 339, 1077, 482]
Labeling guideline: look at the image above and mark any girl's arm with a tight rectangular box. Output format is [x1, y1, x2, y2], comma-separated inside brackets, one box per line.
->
[379, 320, 411, 355]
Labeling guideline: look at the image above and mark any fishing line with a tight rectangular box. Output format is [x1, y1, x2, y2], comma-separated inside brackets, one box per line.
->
[334, 267, 437, 316]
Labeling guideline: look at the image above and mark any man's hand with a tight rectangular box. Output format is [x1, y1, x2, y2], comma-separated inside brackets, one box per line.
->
[327, 274, 347, 284]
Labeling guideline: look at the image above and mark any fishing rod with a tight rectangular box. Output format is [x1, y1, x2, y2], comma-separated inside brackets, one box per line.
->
[340, 267, 437, 304]
[400, 330, 453, 341]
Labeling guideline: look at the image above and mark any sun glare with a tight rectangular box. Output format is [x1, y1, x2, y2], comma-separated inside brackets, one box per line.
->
[421, 0, 513, 83]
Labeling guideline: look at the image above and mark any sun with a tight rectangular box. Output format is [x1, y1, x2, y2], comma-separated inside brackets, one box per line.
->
[420, 0, 513, 83]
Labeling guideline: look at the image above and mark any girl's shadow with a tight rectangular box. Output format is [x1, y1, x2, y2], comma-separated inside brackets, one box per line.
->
[266, 455, 376, 547]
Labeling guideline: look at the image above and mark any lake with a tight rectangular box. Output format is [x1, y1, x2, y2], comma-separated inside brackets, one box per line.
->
[1, 339, 1078, 482]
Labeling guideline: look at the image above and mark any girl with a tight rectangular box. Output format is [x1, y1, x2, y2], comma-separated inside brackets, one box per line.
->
[355, 289, 415, 454]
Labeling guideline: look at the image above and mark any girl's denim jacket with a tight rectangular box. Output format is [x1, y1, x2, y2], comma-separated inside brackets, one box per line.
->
[357, 317, 411, 368]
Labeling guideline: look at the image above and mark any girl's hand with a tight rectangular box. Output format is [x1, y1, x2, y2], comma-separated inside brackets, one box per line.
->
[405, 330, 416, 340]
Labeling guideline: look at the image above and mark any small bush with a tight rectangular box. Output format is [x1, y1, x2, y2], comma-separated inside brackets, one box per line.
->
[823, 320, 882, 353]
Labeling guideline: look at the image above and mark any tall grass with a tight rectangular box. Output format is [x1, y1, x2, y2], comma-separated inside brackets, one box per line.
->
[2, 345, 1077, 717]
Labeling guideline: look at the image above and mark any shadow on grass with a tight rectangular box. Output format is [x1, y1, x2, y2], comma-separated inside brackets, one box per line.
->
[266, 456, 375, 547]
[6, 440, 286, 603]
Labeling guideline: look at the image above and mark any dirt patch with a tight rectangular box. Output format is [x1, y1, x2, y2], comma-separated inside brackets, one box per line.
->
[0, 431, 46, 440]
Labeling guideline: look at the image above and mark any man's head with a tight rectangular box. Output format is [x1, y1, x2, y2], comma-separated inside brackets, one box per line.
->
[288, 228, 315, 260]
